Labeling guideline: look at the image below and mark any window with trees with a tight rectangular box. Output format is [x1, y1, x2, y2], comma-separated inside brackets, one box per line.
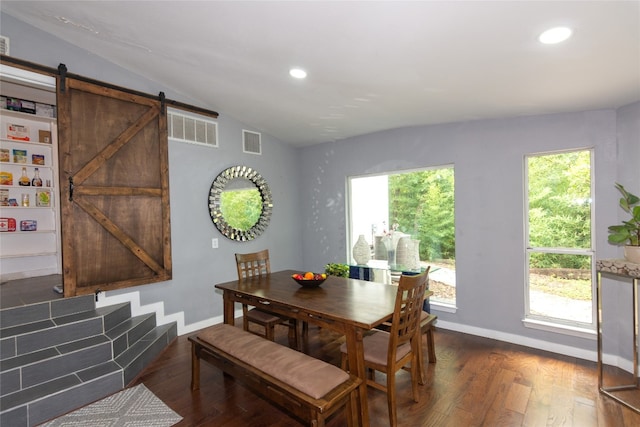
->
[525, 149, 594, 328]
[348, 166, 456, 307]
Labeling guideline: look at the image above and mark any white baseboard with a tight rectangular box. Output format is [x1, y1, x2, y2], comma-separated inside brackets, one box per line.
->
[95, 289, 243, 336]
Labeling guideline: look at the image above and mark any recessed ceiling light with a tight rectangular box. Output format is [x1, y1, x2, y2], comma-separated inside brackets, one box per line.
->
[538, 27, 572, 44]
[289, 68, 307, 79]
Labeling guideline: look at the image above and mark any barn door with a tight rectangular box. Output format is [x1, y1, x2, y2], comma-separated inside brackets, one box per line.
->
[57, 75, 171, 297]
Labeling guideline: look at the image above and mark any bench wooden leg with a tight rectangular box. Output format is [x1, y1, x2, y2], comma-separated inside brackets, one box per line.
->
[191, 342, 200, 391]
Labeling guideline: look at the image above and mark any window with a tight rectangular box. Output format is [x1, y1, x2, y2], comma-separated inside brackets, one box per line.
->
[348, 166, 456, 307]
[525, 150, 594, 329]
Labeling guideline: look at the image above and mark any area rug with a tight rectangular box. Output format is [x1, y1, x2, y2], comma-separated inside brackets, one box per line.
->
[39, 384, 182, 426]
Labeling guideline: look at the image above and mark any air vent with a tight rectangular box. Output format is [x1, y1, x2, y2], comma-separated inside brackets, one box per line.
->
[243, 130, 261, 155]
[168, 109, 217, 147]
[0, 36, 9, 56]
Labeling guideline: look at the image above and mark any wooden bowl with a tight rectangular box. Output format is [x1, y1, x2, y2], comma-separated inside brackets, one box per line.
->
[291, 275, 326, 288]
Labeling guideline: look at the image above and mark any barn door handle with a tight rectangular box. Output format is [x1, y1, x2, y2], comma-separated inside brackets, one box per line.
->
[68, 177, 74, 201]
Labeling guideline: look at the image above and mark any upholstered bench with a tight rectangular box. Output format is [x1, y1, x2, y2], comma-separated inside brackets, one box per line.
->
[189, 324, 361, 427]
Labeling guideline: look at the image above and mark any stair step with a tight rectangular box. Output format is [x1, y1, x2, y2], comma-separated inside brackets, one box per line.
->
[0, 303, 130, 360]
[1, 335, 112, 395]
[0, 294, 177, 427]
[1, 373, 82, 424]
[1, 321, 55, 360]
[1, 363, 123, 427]
[106, 313, 157, 358]
[96, 302, 132, 332]
[0, 295, 94, 330]
[116, 323, 177, 385]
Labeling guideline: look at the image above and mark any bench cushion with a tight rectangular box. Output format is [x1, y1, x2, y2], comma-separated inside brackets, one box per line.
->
[197, 324, 350, 399]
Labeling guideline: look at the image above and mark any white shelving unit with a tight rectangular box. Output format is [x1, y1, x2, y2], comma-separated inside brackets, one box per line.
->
[0, 68, 60, 281]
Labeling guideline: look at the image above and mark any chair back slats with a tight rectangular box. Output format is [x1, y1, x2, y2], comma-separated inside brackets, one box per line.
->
[235, 249, 271, 279]
[388, 267, 430, 359]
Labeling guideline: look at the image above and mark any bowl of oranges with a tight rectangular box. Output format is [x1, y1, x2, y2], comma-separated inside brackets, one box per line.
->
[292, 271, 327, 288]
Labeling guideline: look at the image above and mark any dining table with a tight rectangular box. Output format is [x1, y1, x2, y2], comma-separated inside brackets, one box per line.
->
[215, 269, 401, 427]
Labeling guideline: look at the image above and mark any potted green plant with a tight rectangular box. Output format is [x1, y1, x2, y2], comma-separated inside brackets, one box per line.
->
[608, 183, 640, 264]
[324, 263, 350, 278]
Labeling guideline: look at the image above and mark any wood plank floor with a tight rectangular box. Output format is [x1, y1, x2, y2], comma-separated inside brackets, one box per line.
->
[133, 324, 640, 427]
[3, 279, 637, 426]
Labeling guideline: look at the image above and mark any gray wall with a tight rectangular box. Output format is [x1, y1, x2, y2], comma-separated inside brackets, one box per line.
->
[298, 107, 638, 359]
[617, 102, 640, 190]
[3, 12, 639, 362]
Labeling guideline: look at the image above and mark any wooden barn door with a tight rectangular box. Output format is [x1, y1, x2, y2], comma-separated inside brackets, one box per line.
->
[57, 75, 171, 297]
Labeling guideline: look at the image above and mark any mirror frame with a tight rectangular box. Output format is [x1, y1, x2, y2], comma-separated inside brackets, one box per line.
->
[208, 165, 273, 241]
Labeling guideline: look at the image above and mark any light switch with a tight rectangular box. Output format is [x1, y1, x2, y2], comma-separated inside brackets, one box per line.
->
[212, 238, 218, 249]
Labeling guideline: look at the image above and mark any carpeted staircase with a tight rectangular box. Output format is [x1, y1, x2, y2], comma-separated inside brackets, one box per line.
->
[0, 294, 177, 426]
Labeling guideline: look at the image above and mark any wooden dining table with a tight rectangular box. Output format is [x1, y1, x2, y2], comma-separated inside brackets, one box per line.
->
[215, 269, 400, 427]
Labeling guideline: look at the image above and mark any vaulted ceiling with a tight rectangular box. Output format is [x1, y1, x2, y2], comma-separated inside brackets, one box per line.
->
[2, 1, 639, 147]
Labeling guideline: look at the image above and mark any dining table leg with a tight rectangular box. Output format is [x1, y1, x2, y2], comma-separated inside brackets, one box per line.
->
[345, 326, 370, 427]
[222, 291, 235, 325]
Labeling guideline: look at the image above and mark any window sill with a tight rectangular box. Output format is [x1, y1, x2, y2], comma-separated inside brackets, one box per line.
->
[431, 301, 457, 314]
[523, 318, 596, 340]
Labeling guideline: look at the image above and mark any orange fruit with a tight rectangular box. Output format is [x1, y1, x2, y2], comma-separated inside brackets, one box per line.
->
[304, 271, 314, 280]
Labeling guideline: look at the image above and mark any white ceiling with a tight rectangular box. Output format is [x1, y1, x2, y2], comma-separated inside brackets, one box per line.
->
[2, 1, 639, 147]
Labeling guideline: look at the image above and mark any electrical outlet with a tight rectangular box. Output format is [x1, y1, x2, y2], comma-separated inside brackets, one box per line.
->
[211, 238, 218, 249]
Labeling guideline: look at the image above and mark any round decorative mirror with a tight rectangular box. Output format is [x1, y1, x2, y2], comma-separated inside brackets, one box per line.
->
[208, 166, 273, 241]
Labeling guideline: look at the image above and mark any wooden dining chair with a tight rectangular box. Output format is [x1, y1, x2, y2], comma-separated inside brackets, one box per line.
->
[376, 266, 436, 384]
[235, 250, 298, 349]
[340, 270, 429, 427]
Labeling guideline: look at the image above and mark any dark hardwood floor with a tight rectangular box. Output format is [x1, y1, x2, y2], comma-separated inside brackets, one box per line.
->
[134, 323, 640, 427]
[3, 279, 638, 426]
